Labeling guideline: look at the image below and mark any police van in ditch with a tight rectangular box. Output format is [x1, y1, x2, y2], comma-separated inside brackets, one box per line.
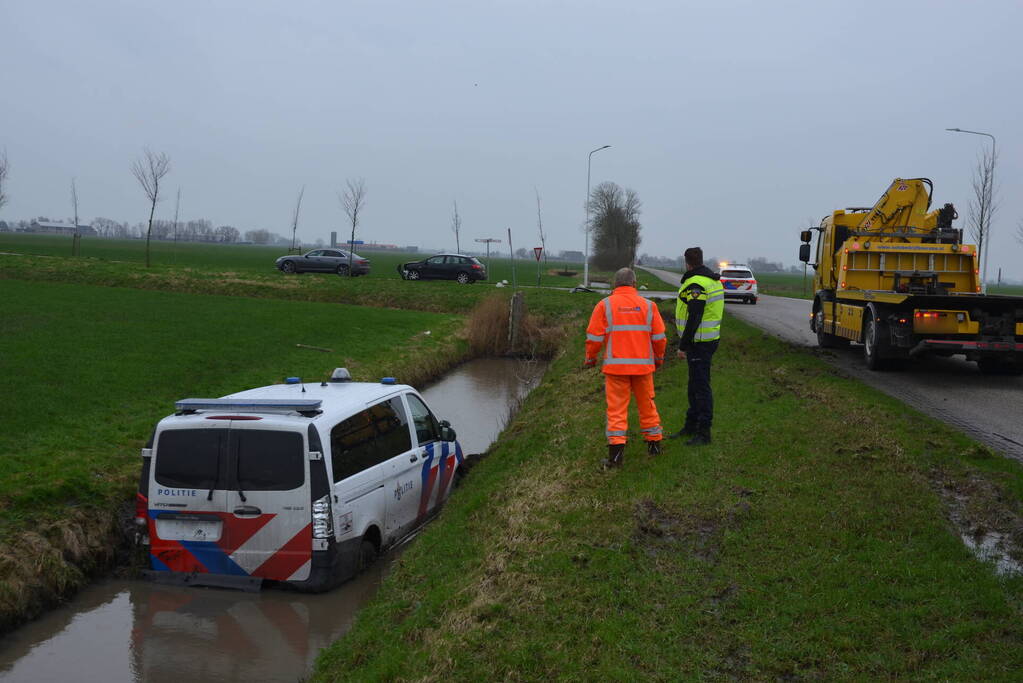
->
[135, 369, 463, 592]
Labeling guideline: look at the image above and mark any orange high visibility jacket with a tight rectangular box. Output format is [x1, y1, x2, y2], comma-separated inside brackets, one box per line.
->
[585, 286, 667, 375]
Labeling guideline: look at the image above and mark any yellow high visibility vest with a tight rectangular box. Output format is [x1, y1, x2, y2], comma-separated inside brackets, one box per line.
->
[675, 274, 724, 342]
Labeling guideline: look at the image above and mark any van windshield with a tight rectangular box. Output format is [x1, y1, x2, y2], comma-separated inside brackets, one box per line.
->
[154, 429, 304, 491]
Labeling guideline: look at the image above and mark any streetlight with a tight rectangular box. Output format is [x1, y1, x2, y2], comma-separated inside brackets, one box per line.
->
[584, 144, 611, 287]
[946, 127, 996, 290]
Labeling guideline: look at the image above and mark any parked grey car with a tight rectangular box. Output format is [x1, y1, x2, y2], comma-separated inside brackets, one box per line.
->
[398, 254, 487, 284]
[275, 249, 371, 276]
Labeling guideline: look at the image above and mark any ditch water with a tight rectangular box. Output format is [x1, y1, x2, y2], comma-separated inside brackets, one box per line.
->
[0, 357, 545, 683]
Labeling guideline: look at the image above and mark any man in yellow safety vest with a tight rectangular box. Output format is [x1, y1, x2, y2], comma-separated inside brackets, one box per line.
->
[670, 247, 724, 446]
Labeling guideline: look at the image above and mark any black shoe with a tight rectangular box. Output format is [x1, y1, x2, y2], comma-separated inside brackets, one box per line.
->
[602, 443, 625, 469]
[684, 431, 711, 446]
[668, 425, 696, 440]
[646, 440, 662, 456]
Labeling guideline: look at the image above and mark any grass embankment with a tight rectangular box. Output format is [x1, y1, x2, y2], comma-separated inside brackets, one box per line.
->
[0, 233, 665, 290]
[314, 310, 1023, 679]
[0, 278, 466, 633]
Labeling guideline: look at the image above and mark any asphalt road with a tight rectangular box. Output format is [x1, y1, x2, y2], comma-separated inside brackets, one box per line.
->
[641, 266, 1023, 462]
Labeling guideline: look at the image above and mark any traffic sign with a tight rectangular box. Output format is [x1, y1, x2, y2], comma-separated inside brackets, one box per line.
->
[533, 247, 543, 261]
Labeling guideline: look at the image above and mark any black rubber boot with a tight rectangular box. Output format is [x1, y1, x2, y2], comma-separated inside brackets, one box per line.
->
[602, 443, 625, 469]
[684, 429, 711, 446]
[646, 440, 662, 456]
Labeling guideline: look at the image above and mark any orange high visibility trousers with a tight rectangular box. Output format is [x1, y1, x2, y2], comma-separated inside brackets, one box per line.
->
[605, 373, 662, 445]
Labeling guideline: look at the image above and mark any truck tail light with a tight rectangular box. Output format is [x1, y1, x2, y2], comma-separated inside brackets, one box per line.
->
[312, 494, 333, 539]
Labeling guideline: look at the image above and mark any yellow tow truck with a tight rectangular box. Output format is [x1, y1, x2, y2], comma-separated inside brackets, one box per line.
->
[798, 178, 1023, 373]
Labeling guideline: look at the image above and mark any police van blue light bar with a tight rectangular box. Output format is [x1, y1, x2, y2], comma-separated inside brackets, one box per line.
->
[175, 398, 323, 413]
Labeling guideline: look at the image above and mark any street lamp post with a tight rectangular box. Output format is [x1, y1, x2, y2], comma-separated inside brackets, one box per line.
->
[946, 127, 997, 291]
[584, 144, 611, 287]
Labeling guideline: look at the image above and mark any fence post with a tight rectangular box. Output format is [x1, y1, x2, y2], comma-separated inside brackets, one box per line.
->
[508, 290, 524, 352]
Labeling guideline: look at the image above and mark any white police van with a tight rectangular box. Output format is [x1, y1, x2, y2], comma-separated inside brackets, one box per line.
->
[135, 369, 463, 592]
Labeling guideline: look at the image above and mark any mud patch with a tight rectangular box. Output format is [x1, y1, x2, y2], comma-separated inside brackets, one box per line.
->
[633, 491, 752, 564]
[931, 466, 1023, 575]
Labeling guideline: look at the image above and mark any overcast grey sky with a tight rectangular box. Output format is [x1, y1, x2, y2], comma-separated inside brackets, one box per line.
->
[2, 0, 1021, 275]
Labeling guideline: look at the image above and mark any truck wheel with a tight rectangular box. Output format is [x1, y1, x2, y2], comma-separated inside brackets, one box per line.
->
[815, 309, 848, 349]
[863, 314, 890, 371]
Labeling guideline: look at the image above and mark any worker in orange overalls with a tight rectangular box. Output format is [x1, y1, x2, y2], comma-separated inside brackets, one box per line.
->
[584, 267, 667, 468]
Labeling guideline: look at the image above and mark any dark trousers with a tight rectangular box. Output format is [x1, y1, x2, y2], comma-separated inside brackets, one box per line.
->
[685, 340, 718, 429]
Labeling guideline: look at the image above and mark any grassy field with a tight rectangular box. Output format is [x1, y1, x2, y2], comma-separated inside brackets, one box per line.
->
[0, 233, 664, 290]
[313, 310, 1023, 680]
[0, 278, 468, 630]
[0, 279, 465, 535]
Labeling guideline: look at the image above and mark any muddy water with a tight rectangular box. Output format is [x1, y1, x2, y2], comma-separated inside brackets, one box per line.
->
[0, 358, 545, 683]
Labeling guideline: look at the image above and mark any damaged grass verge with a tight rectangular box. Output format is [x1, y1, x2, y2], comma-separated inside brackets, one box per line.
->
[313, 306, 1023, 680]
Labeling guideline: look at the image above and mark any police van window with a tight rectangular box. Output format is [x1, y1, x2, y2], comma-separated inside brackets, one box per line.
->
[406, 394, 441, 445]
[331, 397, 412, 482]
[234, 430, 304, 491]
[155, 429, 223, 489]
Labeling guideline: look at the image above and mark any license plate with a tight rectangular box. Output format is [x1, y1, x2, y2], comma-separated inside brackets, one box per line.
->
[155, 517, 223, 542]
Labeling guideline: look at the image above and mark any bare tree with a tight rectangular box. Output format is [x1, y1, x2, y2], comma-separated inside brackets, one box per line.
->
[0, 149, 9, 210]
[339, 178, 367, 276]
[451, 200, 462, 253]
[70, 178, 80, 256]
[967, 146, 998, 284]
[535, 187, 547, 265]
[586, 181, 642, 271]
[290, 185, 304, 253]
[130, 149, 171, 267]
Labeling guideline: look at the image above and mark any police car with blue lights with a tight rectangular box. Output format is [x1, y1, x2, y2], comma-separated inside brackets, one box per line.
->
[718, 262, 758, 305]
[135, 368, 463, 592]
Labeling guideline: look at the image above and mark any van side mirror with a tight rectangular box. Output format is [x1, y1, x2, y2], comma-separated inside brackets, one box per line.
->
[799, 230, 813, 243]
[439, 419, 457, 442]
[798, 243, 812, 263]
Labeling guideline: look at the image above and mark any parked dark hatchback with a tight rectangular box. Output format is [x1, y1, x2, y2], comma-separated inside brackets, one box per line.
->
[275, 249, 371, 276]
[398, 254, 487, 284]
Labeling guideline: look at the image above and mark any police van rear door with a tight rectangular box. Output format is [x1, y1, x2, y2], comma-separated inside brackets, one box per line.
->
[223, 422, 312, 582]
[148, 425, 232, 574]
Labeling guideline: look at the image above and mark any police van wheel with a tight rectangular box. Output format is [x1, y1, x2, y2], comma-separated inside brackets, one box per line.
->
[357, 539, 378, 573]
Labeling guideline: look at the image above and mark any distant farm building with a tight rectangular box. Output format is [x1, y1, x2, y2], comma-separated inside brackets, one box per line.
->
[28, 220, 97, 237]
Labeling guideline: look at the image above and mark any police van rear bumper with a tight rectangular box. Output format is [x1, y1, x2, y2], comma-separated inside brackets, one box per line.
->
[143, 570, 264, 592]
